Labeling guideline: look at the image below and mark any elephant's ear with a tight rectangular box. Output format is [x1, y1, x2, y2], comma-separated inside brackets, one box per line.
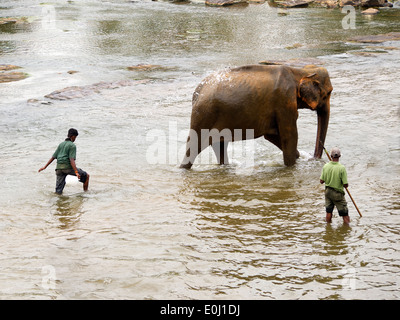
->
[298, 74, 320, 110]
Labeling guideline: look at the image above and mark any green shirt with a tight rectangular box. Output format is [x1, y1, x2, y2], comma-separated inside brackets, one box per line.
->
[52, 140, 76, 170]
[320, 161, 348, 194]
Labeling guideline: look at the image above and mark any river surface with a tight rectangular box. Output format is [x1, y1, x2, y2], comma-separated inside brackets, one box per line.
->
[0, 0, 399, 299]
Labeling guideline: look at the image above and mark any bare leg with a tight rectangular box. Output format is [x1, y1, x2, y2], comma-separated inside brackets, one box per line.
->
[83, 174, 89, 191]
[342, 215, 350, 225]
[326, 212, 332, 223]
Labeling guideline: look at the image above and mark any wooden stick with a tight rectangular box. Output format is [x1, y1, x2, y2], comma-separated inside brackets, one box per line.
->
[321, 143, 363, 217]
[344, 187, 362, 217]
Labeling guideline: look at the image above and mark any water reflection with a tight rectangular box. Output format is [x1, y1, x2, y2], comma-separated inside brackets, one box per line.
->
[89, 9, 236, 57]
[323, 223, 351, 255]
[51, 195, 86, 230]
[177, 163, 358, 298]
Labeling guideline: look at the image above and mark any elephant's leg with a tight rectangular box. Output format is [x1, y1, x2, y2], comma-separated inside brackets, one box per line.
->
[180, 147, 195, 169]
[181, 128, 219, 169]
[180, 130, 201, 169]
[264, 134, 282, 150]
[212, 140, 229, 165]
[265, 133, 300, 159]
[280, 127, 299, 166]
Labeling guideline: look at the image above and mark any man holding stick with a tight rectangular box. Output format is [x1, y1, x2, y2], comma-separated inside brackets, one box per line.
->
[320, 147, 350, 224]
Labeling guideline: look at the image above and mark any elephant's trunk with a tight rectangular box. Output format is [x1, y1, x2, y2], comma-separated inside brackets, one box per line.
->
[314, 101, 330, 158]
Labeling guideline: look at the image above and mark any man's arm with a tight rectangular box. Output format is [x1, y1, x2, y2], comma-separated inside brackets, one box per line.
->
[38, 157, 55, 172]
[70, 158, 81, 180]
[342, 167, 349, 189]
[320, 168, 325, 184]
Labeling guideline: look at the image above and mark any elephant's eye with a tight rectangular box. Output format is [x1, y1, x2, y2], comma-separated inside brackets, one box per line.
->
[323, 90, 332, 99]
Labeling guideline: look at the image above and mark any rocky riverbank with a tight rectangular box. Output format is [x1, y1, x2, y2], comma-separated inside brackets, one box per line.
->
[165, 0, 399, 8]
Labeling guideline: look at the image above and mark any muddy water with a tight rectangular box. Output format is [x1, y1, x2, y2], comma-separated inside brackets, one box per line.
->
[0, 1, 399, 299]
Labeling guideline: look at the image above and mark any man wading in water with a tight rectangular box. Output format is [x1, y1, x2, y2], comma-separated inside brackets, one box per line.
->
[320, 147, 350, 224]
[39, 128, 89, 195]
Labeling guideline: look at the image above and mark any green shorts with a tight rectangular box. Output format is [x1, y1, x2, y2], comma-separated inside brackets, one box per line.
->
[325, 187, 348, 216]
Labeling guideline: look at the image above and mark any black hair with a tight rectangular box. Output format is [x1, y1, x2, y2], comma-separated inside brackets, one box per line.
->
[67, 128, 79, 138]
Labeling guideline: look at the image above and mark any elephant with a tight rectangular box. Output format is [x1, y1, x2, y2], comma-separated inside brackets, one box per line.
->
[180, 64, 332, 169]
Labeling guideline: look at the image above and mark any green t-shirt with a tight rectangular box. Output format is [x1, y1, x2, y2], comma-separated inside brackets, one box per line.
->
[52, 140, 76, 170]
[320, 161, 348, 193]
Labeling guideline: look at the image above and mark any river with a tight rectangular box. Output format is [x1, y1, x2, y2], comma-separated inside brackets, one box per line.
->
[0, 0, 399, 299]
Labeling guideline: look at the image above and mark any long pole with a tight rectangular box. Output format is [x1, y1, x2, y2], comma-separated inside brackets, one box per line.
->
[321, 143, 363, 218]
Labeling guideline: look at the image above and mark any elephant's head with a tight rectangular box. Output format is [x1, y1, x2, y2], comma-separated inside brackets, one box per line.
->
[297, 66, 332, 159]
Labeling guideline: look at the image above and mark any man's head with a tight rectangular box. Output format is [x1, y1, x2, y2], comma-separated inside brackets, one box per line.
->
[68, 128, 79, 141]
[330, 147, 341, 159]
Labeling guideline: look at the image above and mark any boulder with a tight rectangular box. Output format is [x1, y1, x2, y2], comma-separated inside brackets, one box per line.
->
[0, 72, 28, 83]
[339, 0, 360, 6]
[361, 7, 379, 14]
[0, 64, 21, 71]
[276, 0, 312, 7]
[127, 64, 163, 71]
[348, 32, 400, 43]
[44, 79, 150, 100]
[0, 65, 28, 83]
[349, 50, 387, 56]
[320, 0, 340, 8]
[0, 18, 17, 25]
[360, 0, 385, 6]
[285, 43, 303, 50]
[205, 0, 246, 6]
[0, 17, 28, 25]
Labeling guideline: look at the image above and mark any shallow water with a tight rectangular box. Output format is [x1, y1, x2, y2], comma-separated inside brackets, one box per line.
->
[0, 1, 399, 299]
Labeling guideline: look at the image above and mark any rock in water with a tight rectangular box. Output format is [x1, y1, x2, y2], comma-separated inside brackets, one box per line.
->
[276, 0, 311, 8]
[361, 8, 379, 15]
[127, 64, 162, 71]
[0, 65, 28, 83]
[349, 32, 400, 43]
[0, 72, 28, 83]
[44, 79, 150, 100]
[0, 65, 21, 71]
[205, 0, 244, 6]
[360, 0, 385, 7]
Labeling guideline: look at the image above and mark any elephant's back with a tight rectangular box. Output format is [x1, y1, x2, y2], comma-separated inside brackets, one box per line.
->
[196, 65, 285, 107]
[230, 64, 287, 75]
[190, 65, 287, 133]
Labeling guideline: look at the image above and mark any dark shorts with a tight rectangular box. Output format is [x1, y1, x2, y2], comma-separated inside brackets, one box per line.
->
[55, 168, 88, 194]
[325, 187, 349, 216]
